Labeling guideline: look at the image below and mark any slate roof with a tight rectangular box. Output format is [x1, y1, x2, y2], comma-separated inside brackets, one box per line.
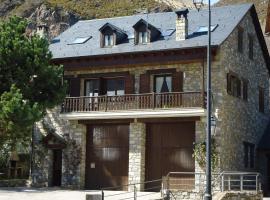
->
[49, 3, 259, 60]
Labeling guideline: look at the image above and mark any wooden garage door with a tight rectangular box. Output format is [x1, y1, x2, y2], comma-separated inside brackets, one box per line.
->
[85, 125, 129, 190]
[145, 122, 195, 191]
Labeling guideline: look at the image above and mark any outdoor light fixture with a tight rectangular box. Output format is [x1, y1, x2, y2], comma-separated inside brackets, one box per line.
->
[193, 0, 204, 11]
[193, 0, 213, 199]
[211, 115, 216, 135]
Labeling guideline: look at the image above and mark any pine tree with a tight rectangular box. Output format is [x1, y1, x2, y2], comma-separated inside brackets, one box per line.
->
[0, 16, 66, 150]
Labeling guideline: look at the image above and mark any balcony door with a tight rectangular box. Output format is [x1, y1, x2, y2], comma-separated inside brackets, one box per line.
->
[85, 79, 100, 97]
[154, 74, 172, 93]
[154, 75, 172, 107]
[106, 78, 125, 96]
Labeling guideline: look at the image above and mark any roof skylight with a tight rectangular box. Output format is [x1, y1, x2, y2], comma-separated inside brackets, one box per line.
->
[161, 29, 175, 37]
[68, 36, 92, 45]
[196, 24, 218, 33]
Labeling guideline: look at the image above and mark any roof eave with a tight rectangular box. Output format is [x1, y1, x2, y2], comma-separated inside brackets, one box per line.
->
[51, 45, 219, 62]
[250, 5, 270, 74]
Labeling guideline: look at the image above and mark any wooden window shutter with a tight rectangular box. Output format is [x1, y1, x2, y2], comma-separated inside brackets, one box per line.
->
[172, 71, 183, 92]
[259, 87, 265, 113]
[140, 73, 150, 93]
[248, 35, 254, 60]
[125, 74, 135, 94]
[69, 78, 81, 97]
[227, 73, 231, 94]
[244, 142, 249, 168]
[242, 80, 248, 100]
[237, 79, 241, 97]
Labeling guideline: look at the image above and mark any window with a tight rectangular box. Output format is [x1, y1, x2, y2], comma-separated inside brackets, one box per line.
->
[244, 142, 255, 169]
[138, 31, 149, 44]
[68, 36, 92, 45]
[106, 78, 125, 96]
[85, 79, 100, 97]
[238, 27, 243, 53]
[195, 24, 218, 33]
[248, 34, 254, 60]
[154, 75, 172, 93]
[227, 73, 241, 98]
[242, 79, 248, 101]
[104, 34, 114, 47]
[259, 87, 265, 113]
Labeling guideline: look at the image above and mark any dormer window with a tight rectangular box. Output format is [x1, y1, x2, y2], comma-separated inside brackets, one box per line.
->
[139, 31, 149, 44]
[133, 19, 161, 45]
[104, 34, 114, 47]
[99, 23, 127, 48]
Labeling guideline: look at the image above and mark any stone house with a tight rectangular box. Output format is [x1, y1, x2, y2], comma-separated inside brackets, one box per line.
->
[32, 3, 270, 196]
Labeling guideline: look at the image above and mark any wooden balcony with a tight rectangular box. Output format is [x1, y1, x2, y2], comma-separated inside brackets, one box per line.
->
[61, 92, 205, 113]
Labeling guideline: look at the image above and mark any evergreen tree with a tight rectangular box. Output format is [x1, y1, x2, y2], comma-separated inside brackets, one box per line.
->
[0, 17, 66, 150]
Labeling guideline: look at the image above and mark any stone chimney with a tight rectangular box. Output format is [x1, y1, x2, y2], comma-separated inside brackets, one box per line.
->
[36, 23, 49, 39]
[175, 9, 189, 41]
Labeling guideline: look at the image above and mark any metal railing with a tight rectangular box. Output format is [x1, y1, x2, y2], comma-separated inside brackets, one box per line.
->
[100, 179, 164, 200]
[163, 171, 261, 199]
[94, 171, 261, 200]
[163, 171, 221, 197]
[61, 91, 204, 113]
[219, 171, 261, 192]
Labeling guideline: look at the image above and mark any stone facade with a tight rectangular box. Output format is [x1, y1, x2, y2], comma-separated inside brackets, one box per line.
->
[214, 12, 269, 172]
[218, 192, 263, 200]
[128, 122, 146, 190]
[32, 107, 86, 188]
[32, 9, 269, 200]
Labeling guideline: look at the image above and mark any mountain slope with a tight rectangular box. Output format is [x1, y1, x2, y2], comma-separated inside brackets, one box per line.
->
[216, 0, 268, 25]
[0, 0, 193, 20]
[0, 0, 194, 40]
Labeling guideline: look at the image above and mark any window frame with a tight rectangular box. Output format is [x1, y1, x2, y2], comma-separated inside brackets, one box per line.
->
[227, 72, 241, 98]
[243, 142, 255, 169]
[259, 86, 265, 113]
[84, 79, 100, 97]
[138, 31, 149, 44]
[242, 79, 248, 101]
[104, 34, 114, 47]
[248, 34, 254, 60]
[154, 74, 173, 93]
[237, 27, 244, 53]
[105, 77, 125, 96]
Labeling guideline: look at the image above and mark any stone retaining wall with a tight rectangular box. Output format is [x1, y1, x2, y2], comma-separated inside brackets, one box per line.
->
[219, 192, 263, 200]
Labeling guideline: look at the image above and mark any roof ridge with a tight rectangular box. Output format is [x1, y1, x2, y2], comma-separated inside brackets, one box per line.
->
[75, 3, 254, 24]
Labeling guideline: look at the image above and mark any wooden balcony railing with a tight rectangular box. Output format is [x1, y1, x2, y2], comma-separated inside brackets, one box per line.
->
[61, 91, 205, 113]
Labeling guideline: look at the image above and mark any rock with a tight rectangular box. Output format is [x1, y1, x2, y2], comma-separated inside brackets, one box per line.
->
[27, 3, 80, 40]
[0, 0, 23, 17]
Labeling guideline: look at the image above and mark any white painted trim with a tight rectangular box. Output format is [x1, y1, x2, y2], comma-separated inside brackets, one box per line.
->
[60, 108, 206, 120]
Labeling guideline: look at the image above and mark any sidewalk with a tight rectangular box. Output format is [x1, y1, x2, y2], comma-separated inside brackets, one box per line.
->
[0, 187, 161, 200]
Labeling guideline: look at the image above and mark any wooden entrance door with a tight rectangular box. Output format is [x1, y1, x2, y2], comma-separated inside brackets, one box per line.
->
[52, 149, 62, 187]
[85, 125, 129, 190]
[145, 122, 195, 191]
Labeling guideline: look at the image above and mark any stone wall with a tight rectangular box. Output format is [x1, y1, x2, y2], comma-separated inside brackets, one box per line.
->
[65, 62, 204, 97]
[128, 122, 146, 191]
[169, 190, 203, 200]
[32, 107, 86, 189]
[218, 192, 263, 200]
[215, 11, 270, 172]
[168, 191, 263, 200]
[32, 9, 270, 193]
